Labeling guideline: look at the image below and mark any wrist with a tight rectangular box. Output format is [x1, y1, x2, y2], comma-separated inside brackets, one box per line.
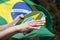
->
[14, 25, 21, 32]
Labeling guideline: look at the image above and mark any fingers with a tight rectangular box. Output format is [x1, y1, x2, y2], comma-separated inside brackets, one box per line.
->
[30, 27, 40, 30]
[28, 20, 45, 26]
[29, 20, 45, 24]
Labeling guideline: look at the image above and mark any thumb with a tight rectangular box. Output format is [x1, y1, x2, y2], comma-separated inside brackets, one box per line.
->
[10, 14, 24, 26]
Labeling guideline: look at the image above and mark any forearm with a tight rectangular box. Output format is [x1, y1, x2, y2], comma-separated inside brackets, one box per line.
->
[0, 17, 20, 31]
[0, 27, 19, 38]
[0, 23, 14, 31]
[0, 14, 24, 31]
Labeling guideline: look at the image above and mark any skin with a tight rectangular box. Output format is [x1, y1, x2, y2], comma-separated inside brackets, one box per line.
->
[0, 14, 45, 39]
[0, 14, 23, 31]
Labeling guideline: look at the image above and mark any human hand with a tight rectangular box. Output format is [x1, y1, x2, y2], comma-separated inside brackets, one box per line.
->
[15, 20, 45, 32]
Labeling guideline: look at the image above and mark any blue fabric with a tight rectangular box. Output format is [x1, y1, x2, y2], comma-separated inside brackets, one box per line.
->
[11, 2, 32, 19]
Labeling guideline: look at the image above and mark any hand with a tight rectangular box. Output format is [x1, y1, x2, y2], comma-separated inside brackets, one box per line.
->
[0, 14, 24, 31]
[15, 20, 45, 32]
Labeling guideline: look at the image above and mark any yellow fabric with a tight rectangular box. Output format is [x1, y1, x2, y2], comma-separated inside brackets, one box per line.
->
[31, 13, 39, 19]
[0, 0, 23, 23]
[22, 14, 39, 23]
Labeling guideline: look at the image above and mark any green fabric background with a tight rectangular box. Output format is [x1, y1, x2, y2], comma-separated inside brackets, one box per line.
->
[0, 16, 7, 25]
[0, 0, 9, 4]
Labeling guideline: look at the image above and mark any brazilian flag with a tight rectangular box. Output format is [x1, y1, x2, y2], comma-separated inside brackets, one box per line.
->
[0, 0, 55, 40]
[0, 0, 33, 24]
